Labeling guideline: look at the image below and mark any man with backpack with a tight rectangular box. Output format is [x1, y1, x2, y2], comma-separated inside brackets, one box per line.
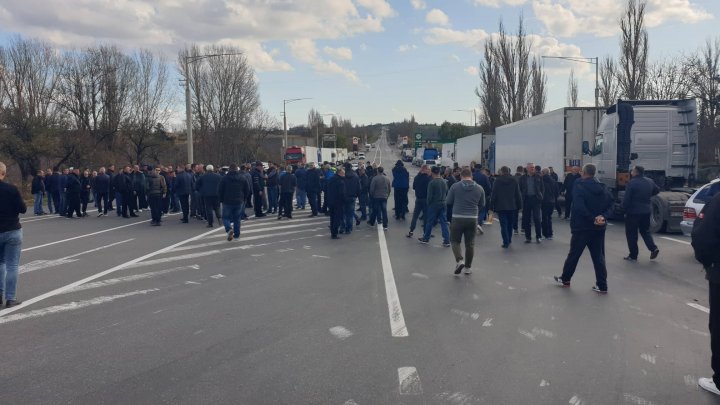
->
[692, 191, 720, 396]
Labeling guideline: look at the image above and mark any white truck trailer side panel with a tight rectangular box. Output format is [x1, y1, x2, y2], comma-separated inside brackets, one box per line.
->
[455, 134, 484, 167]
[305, 146, 319, 164]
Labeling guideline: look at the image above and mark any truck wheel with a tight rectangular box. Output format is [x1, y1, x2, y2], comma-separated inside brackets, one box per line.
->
[649, 195, 667, 233]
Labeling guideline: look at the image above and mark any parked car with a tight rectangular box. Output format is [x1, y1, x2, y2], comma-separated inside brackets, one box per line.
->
[681, 178, 720, 236]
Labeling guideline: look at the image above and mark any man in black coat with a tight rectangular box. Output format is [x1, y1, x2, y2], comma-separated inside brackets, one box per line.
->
[251, 162, 267, 218]
[326, 167, 346, 239]
[563, 166, 581, 220]
[622, 165, 660, 261]
[113, 166, 135, 218]
[218, 164, 251, 241]
[196, 165, 222, 227]
[358, 167, 370, 222]
[343, 163, 361, 233]
[31, 170, 46, 215]
[65, 168, 83, 218]
[541, 168, 559, 240]
[94, 167, 111, 216]
[519, 163, 545, 243]
[305, 163, 322, 217]
[175, 164, 193, 223]
[407, 165, 431, 238]
[489, 166, 522, 248]
[278, 166, 297, 219]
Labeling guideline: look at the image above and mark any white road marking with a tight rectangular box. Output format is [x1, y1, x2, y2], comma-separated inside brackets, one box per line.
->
[660, 236, 691, 245]
[193, 330, 205, 335]
[378, 225, 408, 337]
[342, 400, 359, 405]
[623, 393, 656, 405]
[20, 239, 134, 274]
[540, 380, 550, 387]
[482, 318, 494, 327]
[63, 265, 200, 293]
[176, 228, 324, 251]
[208, 221, 328, 239]
[329, 326, 354, 340]
[519, 327, 556, 341]
[398, 367, 422, 395]
[210, 274, 225, 279]
[312, 255, 330, 259]
[687, 302, 710, 314]
[640, 353, 656, 364]
[22, 219, 148, 252]
[0, 289, 159, 324]
[569, 395, 584, 405]
[435, 391, 479, 404]
[1, 226, 224, 317]
[411, 272, 429, 279]
[276, 248, 294, 253]
[184, 281, 201, 285]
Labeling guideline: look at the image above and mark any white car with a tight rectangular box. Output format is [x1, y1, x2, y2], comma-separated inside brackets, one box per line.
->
[358, 153, 366, 160]
[681, 178, 720, 236]
[351, 162, 359, 170]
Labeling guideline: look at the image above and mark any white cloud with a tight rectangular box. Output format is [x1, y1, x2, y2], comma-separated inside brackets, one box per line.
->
[451, 54, 461, 62]
[324, 46, 353, 60]
[426, 9, 450, 26]
[398, 44, 419, 52]
[473, 0, 528, 7]
[290, 39, 359, 82]
[532, 0, 712, 38]
[356, 0, 396, 18]
[423, 27, 490, 50]
[465, 66, 479, 76]
[410, 0, 427, 10]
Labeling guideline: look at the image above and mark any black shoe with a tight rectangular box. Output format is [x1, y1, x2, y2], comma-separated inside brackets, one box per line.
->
[418, 238, 429, 244]
[553, 276, 570, 287]
[454, 261, 465, 275]
[331, 235, 341, 240]
[206, 224, 213, 228]
[536, 238, 542, 244]
[502, 244, 509, 249]
[406, 231, 414, 238]
[525, 239, 532, 244]
[256, 213, 267, 218]
[356, 218, 361, 226]
[130, 214, 139, 217]
[5, 299, 22, 308]
[181, 219, 189, 223]
[123, 215, 130, 218]
[623, 256, 637, 262]
[592, 285, 608, 294]
[650, 249, 659, 260]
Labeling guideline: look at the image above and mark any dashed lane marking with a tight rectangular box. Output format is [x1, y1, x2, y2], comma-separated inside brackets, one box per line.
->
[687, 302, 710, 314]
[398, 367, 422, 395]
[378, 223, 408, 337]
[20, 239, 134, 274]
[660, 236, 691, 246]
[62, 265, 200, 294]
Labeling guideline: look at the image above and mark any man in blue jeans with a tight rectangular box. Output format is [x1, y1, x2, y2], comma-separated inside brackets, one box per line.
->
[31, 170, 46, 215]
[419, 166, 450, 247]
[0, 161, 26, 308]
[218, 164, 251, 242]
[490, 166, 522, 248]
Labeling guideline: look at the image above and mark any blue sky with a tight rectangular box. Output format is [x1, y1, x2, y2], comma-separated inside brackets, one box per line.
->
[1, 0, 718, 128]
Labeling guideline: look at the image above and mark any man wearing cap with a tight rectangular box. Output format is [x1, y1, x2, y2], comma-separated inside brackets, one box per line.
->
[145, 165, 167, 226]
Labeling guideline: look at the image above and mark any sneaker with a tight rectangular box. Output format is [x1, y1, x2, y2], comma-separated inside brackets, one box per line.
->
[418, 238, 429, 244]
[331, 235, 341, 240]
[442, 242, 451, 247]
[383, 227, 388, 231]
[536, 238, 542, 244]
[592, 285, 608, 294]
[699, 378, 720, 395]
[464, 267, 472, 275]
[544, 236, 553, 241]
[454, 261, 465, 275]
[227, 231, 234, 242]
[525, 239, 532, 244]
[553, 276, 570, 287]
[476, 225, 484, 235]
[406, 231, 414, 238]
[5, 299, 22, 308]
[623, 256, 637, 262]
[98, 213, 104, 217]
[514, 230, 519, 235]
[650, 249, 659, 260]
[502, 244, 509, 249]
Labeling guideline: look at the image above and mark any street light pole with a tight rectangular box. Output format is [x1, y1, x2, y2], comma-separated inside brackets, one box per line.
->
[453, 109, 476, 129]
[283, 98, 312, 149]
[184, 52, 242, 164]
[541, 55, 599, 108]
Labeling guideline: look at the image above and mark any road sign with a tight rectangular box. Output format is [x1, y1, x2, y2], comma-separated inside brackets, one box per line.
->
[352, 137, 359, 145]
[323, 134, 336, 142]
[414, 140, 422, 148]
[415, 133, 422, 140]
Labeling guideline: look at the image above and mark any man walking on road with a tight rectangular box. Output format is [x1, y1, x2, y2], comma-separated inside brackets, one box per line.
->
[31, 170, 46, 215]
[368, 166, 391, 231]
[407, 165, 431, 238]
[0, 161, 26, 308]
[490, 166, 523, 248]
[447, 168, 485, 275]
[419, 166, 450, 247]
[342, 162, 360, 232]
[94, 167, 110, 217]
[623, 165, 660, 261]
[554, 164, 614, 293]
[392, 160, 410, 220]
[563, 166, 581, 220]
[65, 168, 83, 218]
[306, 163, 321, 217]
[175, 164, 193, 223]
[251, 162, 267, 218]
[541, 168, 559, 240]
[219, 164, 251, 242]
[197, 165, 222, 228]
[145, 165, 167, 226]
[520, 162, 544, 243]
[327, 167, 346, 239]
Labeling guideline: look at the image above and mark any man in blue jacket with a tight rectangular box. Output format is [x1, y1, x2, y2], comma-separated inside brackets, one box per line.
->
[392, 160, 410, 220]
[175, 164, 193, 223]
[295, 165, 307, 210]
[622, 165, 660, 261]
[554, 164, 614, 293]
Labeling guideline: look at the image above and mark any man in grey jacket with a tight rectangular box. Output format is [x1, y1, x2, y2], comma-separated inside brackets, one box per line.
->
[446, 168, 485, 275]
[368, 166, 391, 230]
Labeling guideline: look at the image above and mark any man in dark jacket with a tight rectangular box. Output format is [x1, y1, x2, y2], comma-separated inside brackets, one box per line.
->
[343, 163, 361, 233]
[266, 162, 279, 214]
[0, 161, 27, 307]
[132, 165, 147, 213]
[358, 167, 370, 221]
[541, 168, 559, 240]
[295, 165, 307, 210]
[419, 166, 450, 246]
[554, 164, 614, 293]
[278, 166, 297, 220]
[94, 167, 110, 216]
[65, 168, 83, 218]
[251, 162, 267, 218]
[563, 166, 581, 220]
[326, 167, 346, 239]
[407, 165, 431, 238]
[145, 165, 167, 226]
[473, 164, 492, 227]
[31, 170, 46, 215]
[218, 164, 251, 241]
[175, 164, 193, 223]
[197, 165, 222, 227]
[114, 166, 136, 218]
[392, 160, 410, 220]
[305, 163, 322, 217]
[519, 163, 544, 243]
[489, 166, 522, 248]
[622, 165, 660, 261]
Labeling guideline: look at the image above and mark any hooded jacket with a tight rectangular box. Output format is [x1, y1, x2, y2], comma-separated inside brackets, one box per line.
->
[305, 168, 321, 193]
[490, 174, 522, 212]
[570, 177, 614, 232]
[392, 162, 410, 189]
[218, 171, 251, 205]
[446, 179, 485, 219]
[196, 171, 222, 197]
[344, 169, 361, 200]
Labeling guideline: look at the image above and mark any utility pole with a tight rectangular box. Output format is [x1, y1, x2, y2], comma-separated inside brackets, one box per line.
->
[183, 52, 242, 164]
[283, 98, 312, 149]
[541, 55, 599, 108]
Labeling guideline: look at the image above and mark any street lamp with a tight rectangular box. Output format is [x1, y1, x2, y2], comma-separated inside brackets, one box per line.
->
[542, 55, 599, 108]
[183, 52, 242, 164]
[283, 98, 312, 148]
[453, 109, 477, 128]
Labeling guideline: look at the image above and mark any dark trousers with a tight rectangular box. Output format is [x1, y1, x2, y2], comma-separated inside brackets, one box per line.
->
[498, 210, 515, 246]
[329, 204, 343, 236]
[80, 192, 90, 214]
[149, 195, 163, 223]
[450, 217, 477, 267]
[321, 189, 328, 213]
[178, 194, 190, 221]
[541, 202, 555, 238]
[253, 192, 264, 216]
[564, 194, 573, 219]
[115, 192, 124, 216]
[66, 193, 81, 218]
[625, 213, 657, 259]
[307, 192, 319, 215]
[369, 198, 388, 228]
[560, 229, 608, 291]
[710, 279, 720, 387]
[394, 188, 408, 219]
[204, 196, 220, 226]
[279, 192, 294, 218]
[137, 189, 147, 210]
[121, 192, 133, 216]
[97, 192, 109, 214]
[512, 209, 520, 232]
[343, 199, 356, 232]
[359, 193, 369, 220]
[128, 192, 138, 213]
[267, 186, 279, 213]
[48, 191, 59, 214]
[522, 197, 542, 240]
[409, 199, 427, 233]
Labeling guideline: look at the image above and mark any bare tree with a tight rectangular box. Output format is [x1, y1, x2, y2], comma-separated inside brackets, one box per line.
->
[0, 37, 61, 183]
[529, 57, 547, 116]
[599, 56, 621, 107]
[645, 57, 689, 100]
[686, 39, 720, 130]
[475, 40, 504, 131]
[618, 0, 648, 99]
[567, 68, 579, 107]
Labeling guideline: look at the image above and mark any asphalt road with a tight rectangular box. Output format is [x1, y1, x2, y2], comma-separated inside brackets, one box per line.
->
[2, 133, 717, 405]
